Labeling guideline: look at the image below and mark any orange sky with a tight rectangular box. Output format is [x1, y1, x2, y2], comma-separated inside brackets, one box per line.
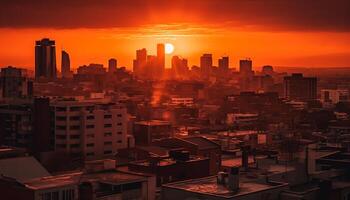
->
[1, 1, 350, 71]
[1, 25, 350, 71]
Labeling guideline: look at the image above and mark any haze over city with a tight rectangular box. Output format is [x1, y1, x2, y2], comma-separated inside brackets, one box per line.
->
[1, 0, 350, 69]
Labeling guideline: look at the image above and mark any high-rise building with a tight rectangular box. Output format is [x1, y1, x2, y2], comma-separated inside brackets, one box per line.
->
[157, 43, 165, 70]
[218, 56, 229, 71]
[239, 59, 254, 91]
[171, 56, 188, 79]
[0, 66, 33, 100]
[284, 73, 317, 101]
[133, 48, 147, 76]
[61, 50, 71, 78]
[239, 59, 253, 75]
[321, 89, 349, 105]
[52, 99, 128, 160]
[200, 54, 213, 76]
[35, 38, 57, 79]
[108, 58, 117, 74]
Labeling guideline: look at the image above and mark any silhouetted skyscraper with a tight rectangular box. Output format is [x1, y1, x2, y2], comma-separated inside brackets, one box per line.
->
[0, 66, 32, 99]
[108, 58, 117, 73]
[172, 56, 188, 79]
[200, 54, 213, 76]
[133, 48, 147, 76]
[239, 59, 254, 91]
[157, 43, 165, 70]
[61, 50, 70, 78]
[35, 38, 57, 79]
[218, 56, 229, 71]
[284, 73, 317, 101]
[239, 59, 253, 75]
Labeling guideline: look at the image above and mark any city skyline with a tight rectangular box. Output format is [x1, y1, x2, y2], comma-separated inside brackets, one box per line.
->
[1, 1, 350, 69]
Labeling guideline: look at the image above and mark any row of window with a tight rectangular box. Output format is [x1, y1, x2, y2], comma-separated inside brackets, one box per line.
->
[86, 140, 123, 147]
[86, 150, 113, 157]
[56, 135, 80, 139]
[56, 144, 80, 148]
[56, 114, 123, 121]
[39, 189, 75, 200]
[56, 123, 123, 130]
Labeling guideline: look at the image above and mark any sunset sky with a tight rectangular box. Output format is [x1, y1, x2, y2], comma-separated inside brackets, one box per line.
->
[1, 0, 350, 71]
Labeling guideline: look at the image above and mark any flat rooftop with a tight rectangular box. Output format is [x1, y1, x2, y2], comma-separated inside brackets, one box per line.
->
[163, 176, 288, 198]
[135, 120, 171, 126]
[23, 170, 149, 190]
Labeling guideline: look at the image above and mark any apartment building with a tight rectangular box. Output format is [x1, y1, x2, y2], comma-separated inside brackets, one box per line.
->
[52, 99, 128, 160]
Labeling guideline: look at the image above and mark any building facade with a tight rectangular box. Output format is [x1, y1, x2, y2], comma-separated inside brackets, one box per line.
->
[35, 38, 57, 79]
[52, 99, 128, 160]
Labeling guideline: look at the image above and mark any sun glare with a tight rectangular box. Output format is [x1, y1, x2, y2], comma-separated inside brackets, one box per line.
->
[165, 43, 174, 54]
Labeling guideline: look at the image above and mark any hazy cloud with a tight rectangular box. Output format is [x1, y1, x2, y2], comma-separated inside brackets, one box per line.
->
[1, 0, 350, 31]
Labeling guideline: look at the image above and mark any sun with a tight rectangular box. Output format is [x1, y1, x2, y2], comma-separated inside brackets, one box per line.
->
[165, 43, 174, 54]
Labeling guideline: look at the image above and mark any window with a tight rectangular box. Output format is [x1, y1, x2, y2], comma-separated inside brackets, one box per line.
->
[56, 144, 66, 148]
[104, 114, 112, 119]
[56, 107, 67, 112]
[70, 144, 80, 148]
[117, 123, 122, 126]
[104, 141, 112, 145]
[117, 114, 123, 117]
[86, 143, 94, 147]
[70, 107, 81, 111]
[104, 124, 112, 128]
[52, 191, 59, 200]
[62, 189, 75, 200]
[70, 135, 80, 139]
[69, 116, 80, 121]
[56, 116, 67, 121]
[56, 125, 66, 130]
[86, 125, 95, 129]
[70, 125, 80, 130]
[86, 115, 95, 120]
[117, 140, 122, 143]
[117, 131, 123, 135]
[86, 152, 95, 156]
[86, 134, 94, 138]
[104, 132, 112, 137]
[104, 150, 112, 154]
[56, 135, 66, 139]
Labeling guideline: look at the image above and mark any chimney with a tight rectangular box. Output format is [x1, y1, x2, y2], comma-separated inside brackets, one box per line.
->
[227, 167, 240, 192]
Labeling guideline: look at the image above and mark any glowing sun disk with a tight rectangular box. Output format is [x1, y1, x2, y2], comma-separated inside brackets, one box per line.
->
[165, 43, 174, 54]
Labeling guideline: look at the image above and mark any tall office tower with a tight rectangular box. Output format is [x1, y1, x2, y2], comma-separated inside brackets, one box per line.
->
[133, 48, 147, 76]
[35, 38, 57, 79]
[239, 59, 253, 75]
[108, 58, 117, 74]
[218, 56, 229, 71]
[0, 66, 33, 100]
[284, 73, 317, 101]
[239, 59, 254, 91]
[61, 50, 71, 78]
[157, 43, 165, 70]
[200, 54, 213, 77]
[172, 56, 189, 79]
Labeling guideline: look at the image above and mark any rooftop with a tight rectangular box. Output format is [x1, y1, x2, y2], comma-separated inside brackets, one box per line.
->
[22, 170, 149, 190]
[163, 176, 288, 198]
[135, 120, 171, 126]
